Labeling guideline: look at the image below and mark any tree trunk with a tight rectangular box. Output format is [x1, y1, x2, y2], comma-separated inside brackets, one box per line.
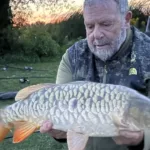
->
[0, 0, 12, 29]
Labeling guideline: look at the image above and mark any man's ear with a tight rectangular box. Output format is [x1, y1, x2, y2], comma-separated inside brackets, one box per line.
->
[125, 11, 132, 28]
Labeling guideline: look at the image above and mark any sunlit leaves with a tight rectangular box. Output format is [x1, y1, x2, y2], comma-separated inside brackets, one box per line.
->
[10, 0, 83, 25]
[129, 0, 150, 15]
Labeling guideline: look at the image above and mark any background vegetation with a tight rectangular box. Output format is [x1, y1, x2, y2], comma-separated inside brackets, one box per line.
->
[0, 6, 149, 63]
[0, 12, 85, 63]
[0, 1, 149, 149]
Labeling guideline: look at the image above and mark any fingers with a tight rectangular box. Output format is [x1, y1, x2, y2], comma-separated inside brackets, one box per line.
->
[39, 120, 67, 139]
[50, 130, 67, 139]
[40, 120, 53, 133]
[112, 130, 144, 145]
[113, 136, 131, 145]
[119, 130, 143, 139]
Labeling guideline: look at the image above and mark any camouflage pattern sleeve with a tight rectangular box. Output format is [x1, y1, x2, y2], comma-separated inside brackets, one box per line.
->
[56, 50, 73, 84]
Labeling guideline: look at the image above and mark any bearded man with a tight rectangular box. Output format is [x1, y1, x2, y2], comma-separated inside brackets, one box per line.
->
[40, 0, 150, 149]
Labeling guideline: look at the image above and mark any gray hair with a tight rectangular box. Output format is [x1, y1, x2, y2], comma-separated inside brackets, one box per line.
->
[84, 0, 129, 16]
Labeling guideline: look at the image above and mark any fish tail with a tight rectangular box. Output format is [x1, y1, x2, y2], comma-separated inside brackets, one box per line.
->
[0, 109, 40, 143]
[0, 109, 12, 142]
[12, 121, 39, 143]
[0, 122, 11, 142]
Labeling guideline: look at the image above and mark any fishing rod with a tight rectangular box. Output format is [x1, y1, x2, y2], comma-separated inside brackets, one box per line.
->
[0, 76, 51, 84]
[0, 76, 52, 99]
[0, 76, 51, 80]
[0, 64, 48, 72]
[4, 131, 40, 140]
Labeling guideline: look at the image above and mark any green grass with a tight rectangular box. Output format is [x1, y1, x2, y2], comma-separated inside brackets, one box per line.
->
[0, 60, 60, 92]
[0, 60, 68, 150]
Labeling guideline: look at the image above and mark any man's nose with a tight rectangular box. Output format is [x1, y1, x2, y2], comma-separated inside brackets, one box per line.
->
[93, 26, 104, 39]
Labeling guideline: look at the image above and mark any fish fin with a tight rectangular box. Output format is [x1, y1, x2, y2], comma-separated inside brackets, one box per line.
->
[67, 130, 89, 150]
[13, 121, 39, 143]
[0, 123, 11, 142]
[15, 83, 55, 101]
[112, 113, 140, 131]
[112, 113, 128, 129]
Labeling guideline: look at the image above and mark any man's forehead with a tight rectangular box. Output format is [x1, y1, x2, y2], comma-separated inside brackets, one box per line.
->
[84, 0, 117, 8]
[83, 2, 119, 21]
[84, 15, 116, 24]
[83, 3, 120, 24]
[83, 0, 118, 14]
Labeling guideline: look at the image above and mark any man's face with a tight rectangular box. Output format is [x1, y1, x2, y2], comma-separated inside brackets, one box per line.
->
[83, 1, 127, 61]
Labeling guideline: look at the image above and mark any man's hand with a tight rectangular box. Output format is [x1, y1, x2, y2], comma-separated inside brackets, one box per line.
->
[40, 121, 67, 139]
[112, 130, 144, 146]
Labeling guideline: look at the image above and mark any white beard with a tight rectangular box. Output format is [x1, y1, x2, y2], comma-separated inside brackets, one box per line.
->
[88, 27, 127, 62]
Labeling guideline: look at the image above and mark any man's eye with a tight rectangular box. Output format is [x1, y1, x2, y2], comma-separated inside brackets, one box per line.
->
[87, 25, 93, 29]
[102, 22, 113, 27]
[103, 24, 110, 27]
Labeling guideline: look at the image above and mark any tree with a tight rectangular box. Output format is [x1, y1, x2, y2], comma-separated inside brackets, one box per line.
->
[0, 0, 12, 29]
[130, 8, 147, 29]
[129, 0, 150, 32]
[0, 0, 78, 29]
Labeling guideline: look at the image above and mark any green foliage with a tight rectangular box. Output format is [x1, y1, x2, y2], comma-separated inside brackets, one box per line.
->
[0, 10, 148, 63]
[130, 8, 147, 31]
[46, 12, 86, 46]
[57, 13, 86, 44]
[19, 25, 60, 57]
[60, 36, 83, 54]
[0, 25, 61, 63]
[0, 12, 85, 63]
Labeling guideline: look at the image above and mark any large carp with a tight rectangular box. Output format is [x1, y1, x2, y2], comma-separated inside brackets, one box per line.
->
[0, 81, 150, 150]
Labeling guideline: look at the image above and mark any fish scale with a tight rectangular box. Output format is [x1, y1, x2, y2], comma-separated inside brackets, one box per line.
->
[1, 81, 150, 146]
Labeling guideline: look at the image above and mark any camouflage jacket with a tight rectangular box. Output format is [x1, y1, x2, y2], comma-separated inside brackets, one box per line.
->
[68, 26, 150, 96]
[55, 26, 150, 150]
[66, 26, 150, 150]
